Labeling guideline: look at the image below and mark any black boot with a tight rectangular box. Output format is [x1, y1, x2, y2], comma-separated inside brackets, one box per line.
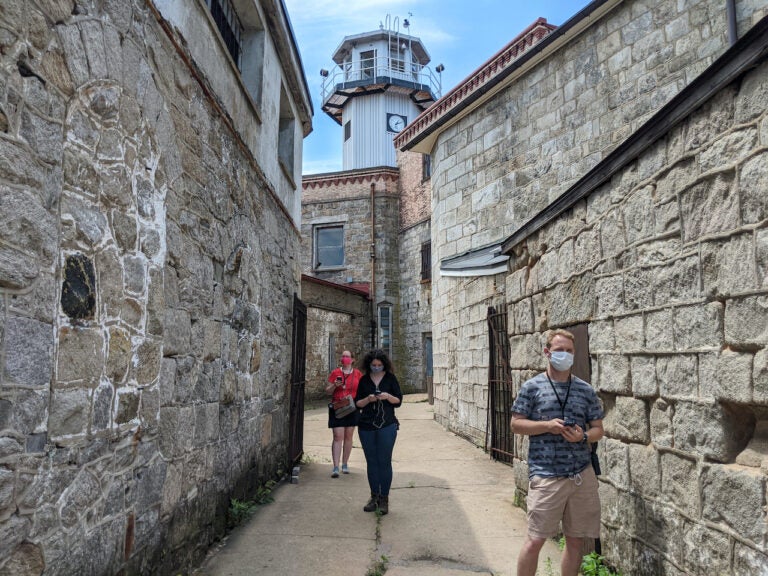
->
[363, 493, 379, 512]
[378, 495, 388, 515]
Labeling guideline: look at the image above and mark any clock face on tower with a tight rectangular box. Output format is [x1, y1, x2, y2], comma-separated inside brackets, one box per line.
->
[386, 113, 407, 133]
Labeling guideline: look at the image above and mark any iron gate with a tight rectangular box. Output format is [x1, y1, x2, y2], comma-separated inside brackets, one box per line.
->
[288, 293, 307, 465]
[486, 305, 514, 464]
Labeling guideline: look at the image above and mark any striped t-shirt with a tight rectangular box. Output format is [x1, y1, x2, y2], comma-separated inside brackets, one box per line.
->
[511, 372, 603, 479]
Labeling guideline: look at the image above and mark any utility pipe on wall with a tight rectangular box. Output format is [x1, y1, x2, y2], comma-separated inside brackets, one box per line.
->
[370, 182, 377, 350]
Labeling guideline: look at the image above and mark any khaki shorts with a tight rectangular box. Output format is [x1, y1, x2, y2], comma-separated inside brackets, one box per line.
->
[526, 465, 600, 539]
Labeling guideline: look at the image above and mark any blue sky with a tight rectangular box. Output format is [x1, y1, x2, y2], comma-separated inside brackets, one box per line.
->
[283, 0, 591, 175]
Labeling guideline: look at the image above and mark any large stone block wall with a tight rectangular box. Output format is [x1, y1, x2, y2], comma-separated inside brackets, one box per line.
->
[397, 222, 431, 392]
[504, 55, 768, 575]
[0, 1, 301, 574]
[430, 0, 768, 445]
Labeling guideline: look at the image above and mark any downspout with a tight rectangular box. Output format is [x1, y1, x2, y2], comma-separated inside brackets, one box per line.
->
[370, 182, 377, 350]
[726, 0, 738, 44]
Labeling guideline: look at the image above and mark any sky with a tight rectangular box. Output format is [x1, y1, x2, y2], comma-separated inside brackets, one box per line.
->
[283, 0, 592, 175]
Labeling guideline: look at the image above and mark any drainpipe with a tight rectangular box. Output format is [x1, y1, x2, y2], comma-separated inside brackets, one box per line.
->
[370, 182, 377, 350]
[726, 0, 737, 45]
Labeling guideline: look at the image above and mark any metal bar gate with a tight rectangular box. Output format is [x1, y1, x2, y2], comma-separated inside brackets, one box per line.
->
[486, 305, 515, 464]
[288, 293, 307, 465]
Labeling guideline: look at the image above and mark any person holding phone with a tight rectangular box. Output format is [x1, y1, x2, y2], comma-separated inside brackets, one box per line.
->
[325, 350, 362, 478]
[354, 349, 402, 515]
[510, 329, 604, 576]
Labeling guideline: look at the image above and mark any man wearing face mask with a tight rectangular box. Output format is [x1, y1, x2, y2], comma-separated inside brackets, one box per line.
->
[510, 329, 604, 576]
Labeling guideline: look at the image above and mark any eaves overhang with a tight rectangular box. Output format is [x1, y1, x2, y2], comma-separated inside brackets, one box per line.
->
[395, 0, 622, 155]
[440, 242, 509, 278]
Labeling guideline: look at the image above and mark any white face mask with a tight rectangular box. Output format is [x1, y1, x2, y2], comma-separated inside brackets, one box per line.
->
[549, 351, 574, 372]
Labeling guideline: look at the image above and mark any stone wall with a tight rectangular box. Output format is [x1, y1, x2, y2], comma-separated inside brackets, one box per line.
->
[397, 222, 431, 393]
[0, 1, 306, 574]
[301, 170, 402, 370]
[301, 277, 370, 400]
[504, 50, 768, 573]
[430, 0, 768, 445]
[395, 149, 432, 392]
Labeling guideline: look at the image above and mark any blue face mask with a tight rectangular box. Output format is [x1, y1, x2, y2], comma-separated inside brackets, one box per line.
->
[549, 351, 574, 372]
[370, 365, 384, 373]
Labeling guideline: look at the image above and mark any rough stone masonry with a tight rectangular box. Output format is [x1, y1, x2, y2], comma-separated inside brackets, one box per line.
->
[0, 1, 302, 574]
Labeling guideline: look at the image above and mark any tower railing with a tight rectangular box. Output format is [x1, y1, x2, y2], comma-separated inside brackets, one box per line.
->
[321, 55, 441, 105]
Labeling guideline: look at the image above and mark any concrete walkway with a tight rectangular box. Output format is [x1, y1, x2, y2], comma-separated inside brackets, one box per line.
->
[195, 395, 562, 576]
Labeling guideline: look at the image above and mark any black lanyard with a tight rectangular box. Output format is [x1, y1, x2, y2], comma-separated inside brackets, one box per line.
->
[546, 373, 571, 419]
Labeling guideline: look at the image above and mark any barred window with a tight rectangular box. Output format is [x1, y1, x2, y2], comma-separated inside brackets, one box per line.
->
[421, 241, 431, 281]
[207, 0, 243, 68]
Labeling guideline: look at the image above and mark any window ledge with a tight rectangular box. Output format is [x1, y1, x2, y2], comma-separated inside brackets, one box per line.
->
[315, 265, 346, 272]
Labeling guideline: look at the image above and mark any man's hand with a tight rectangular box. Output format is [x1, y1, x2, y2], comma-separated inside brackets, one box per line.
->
[556, 419, 584, 442]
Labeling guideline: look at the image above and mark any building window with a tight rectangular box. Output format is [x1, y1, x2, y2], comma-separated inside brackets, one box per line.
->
[278, 86, 295, 180]
[206, 0, 243, 68]
[344, 120, 351, 142]
[378, 303, 392, 356]
[315, 225, 344, 269]
[420, 241, 431, 281]
[422, 154, 431, 181]
[241, 27, 265, 107]
[360, 50, 376, 80]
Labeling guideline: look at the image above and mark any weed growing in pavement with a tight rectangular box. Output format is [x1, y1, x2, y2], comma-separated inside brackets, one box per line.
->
[226, 479, 278, 528]
[227, 498, 256, 527]
[580, 552, 623, 576]
[365, 555, 389, 576]
[539, 556, 555, 576]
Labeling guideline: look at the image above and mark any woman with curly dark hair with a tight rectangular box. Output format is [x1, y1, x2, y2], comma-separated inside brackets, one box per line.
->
[354, 349, 403, 515]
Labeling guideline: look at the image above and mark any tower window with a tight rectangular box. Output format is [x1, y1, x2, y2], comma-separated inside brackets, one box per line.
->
[206, 0, 243, 68]
[344, 120, 351, 142]
[314, 225, 344, 269]
[389, 39, 405, 73]
[360, 50, 376, 80]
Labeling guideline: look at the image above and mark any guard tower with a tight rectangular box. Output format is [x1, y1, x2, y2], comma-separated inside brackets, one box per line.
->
[320, 16, 442, 169]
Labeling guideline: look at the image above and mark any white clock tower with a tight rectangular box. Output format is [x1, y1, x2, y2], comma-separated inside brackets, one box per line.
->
[320, 17, 442, 169]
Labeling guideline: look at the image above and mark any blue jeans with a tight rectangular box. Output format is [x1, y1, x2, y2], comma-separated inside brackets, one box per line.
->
[358, 423, 398, 496]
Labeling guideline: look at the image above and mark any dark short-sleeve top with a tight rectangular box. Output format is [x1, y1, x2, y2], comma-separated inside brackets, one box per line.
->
[355, 372, 403, 431]
[511, 372, 604, 479]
